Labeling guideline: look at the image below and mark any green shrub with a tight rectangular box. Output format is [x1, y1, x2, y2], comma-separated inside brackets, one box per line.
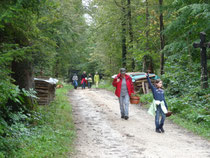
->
[140, 93, 153, 104]
[0, 84, 75, 157]
[97, 79, 115, 92]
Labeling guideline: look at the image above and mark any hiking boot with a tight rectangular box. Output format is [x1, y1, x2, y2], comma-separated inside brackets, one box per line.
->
[155, 128, 161, 133]
[160, 127, 165, 133]
[124, 116, 129, 120]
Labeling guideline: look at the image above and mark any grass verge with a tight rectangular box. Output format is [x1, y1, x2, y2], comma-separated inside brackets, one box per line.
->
[96, 79, 115, 92]
[169, 115, 210, 140]
[11, 84, 75, 158]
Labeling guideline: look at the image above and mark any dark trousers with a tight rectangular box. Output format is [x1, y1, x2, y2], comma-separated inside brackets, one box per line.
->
[82, 82, 86, 89]
[88, 82, 92, 88]
[155, 105, 166, 129]
[73, 81, 77, 89]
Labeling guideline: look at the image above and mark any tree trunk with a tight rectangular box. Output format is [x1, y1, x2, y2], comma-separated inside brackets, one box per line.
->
[146, 0, 149, 50]
[10, 59, 35, 110]
[159, 0, 165, 75]
[11, 60, 34, 90]
[127, 0, 135, 71]
[142, 55, 154, 73]
[121, 1, 127, 68]
[54, 58, 59, 78]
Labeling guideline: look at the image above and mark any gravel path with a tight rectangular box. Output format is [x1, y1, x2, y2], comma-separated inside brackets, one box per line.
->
[69, 88, 210, 158]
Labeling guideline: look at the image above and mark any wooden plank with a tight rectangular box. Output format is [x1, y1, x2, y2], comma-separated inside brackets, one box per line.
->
[35, 89, 49, 93]
[145, 82, 149, 94]
[142, 81, 145, 94]
[35, 85, 49, 88]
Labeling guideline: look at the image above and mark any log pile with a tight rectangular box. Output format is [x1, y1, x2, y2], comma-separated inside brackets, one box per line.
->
[34, 77, 58, 105]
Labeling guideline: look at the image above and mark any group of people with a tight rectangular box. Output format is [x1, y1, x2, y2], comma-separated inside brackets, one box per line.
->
[72, 71, 100, 89]
[112, 68, 168, 133]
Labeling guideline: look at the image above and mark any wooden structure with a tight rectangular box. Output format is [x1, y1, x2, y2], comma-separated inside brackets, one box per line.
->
[193, 32, 210, 89]
[34, 77, 58, 105]
[127, 72, 156, 94]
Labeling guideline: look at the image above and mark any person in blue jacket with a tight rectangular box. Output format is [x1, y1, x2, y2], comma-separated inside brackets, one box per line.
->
[146, 73, 168, 133]
[72, 73, 78, 89]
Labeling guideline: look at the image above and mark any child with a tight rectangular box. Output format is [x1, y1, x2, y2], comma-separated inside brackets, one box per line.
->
[87, 73, 92, 88]
[146, 73, 168, 133]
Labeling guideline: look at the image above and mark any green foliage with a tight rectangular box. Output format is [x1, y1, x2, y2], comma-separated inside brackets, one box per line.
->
[97, 79, 115, 92]
[140, 93, 153, 105]
[0, 84, 75, 158]
[0, 2, 85, 156]
[160, 56, 210, 138]
[164, 2, 210, 54]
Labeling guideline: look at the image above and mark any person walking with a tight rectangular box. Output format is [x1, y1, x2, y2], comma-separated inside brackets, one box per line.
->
[146, 73, 168, 133]
[72, 73, 78, 89]
[94, 72, 100, 88]
[112, 68, 134, 120]
[87, 73, 93, 88]
[81, 71, 87, 89]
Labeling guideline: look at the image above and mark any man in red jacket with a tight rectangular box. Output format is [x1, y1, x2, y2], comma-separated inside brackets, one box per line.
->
[112, 68, 134, 120]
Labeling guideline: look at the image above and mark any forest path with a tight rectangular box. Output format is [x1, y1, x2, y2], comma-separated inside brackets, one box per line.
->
[69, 88, 210, 158]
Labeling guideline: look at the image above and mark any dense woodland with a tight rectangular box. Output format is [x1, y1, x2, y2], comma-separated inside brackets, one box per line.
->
[0, 0, 209, 157]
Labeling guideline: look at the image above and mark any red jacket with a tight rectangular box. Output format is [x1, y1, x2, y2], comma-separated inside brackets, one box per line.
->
[112, 73, 134, 98]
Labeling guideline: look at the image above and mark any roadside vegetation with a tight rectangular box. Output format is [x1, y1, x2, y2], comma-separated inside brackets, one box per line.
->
[0, 84, 75, 158]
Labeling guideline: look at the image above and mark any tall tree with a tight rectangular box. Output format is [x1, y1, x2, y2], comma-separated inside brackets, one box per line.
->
[127, 0, 135, 71]
[114, 0, 128, 68]
[159, 0, 165, 75]
[145, 0, 149, 50]
[121, 0, 127, 68]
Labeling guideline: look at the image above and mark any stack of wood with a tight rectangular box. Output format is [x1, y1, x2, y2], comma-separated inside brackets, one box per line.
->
[34, 77, 58, 105]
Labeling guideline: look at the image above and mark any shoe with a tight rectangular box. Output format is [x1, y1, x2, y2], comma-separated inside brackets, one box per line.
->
[155, 128, 161, 133]
[121, 115, 125, 119]
[124, 116, 129, 120]
[160, 127, 165, 133]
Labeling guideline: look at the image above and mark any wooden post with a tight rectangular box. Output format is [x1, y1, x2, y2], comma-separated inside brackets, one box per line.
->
[193, 32, 210, 89]
[142, 81, 145, 94]
[145, 82, 149, 94]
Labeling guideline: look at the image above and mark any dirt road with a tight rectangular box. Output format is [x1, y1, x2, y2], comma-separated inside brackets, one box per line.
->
[69, 88, 210, 158]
